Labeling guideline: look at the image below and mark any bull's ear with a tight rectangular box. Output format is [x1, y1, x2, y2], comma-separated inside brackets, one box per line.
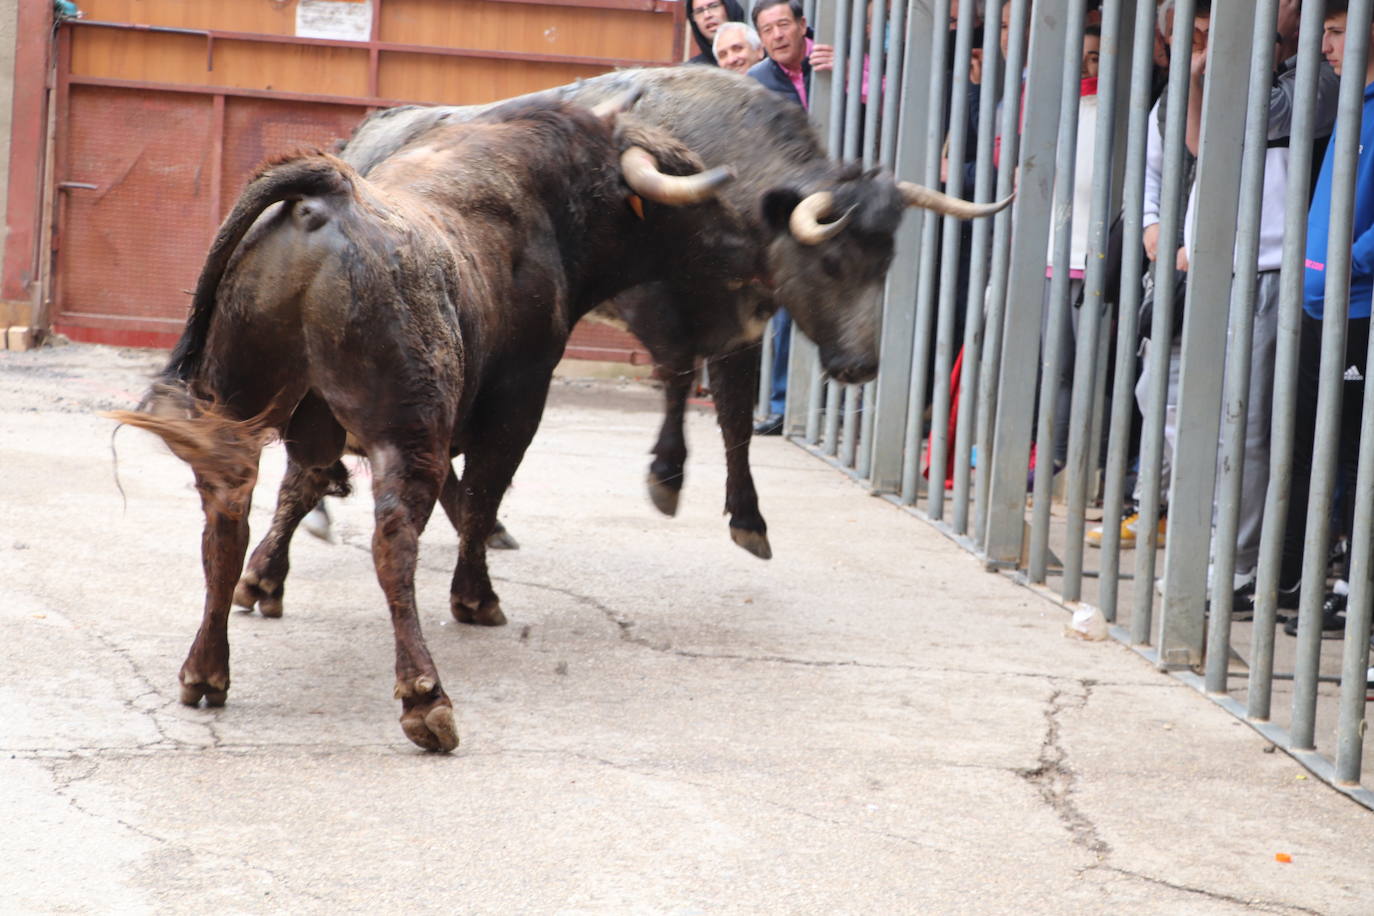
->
[761, 189, 804, 235]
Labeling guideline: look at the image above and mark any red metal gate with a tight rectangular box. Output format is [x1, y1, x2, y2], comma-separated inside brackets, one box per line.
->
[7, 0, 679, 359]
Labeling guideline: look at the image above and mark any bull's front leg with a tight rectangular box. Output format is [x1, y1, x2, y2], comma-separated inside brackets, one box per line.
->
[646, 360, 696, 517]
[368, 438, 458, 752]
[235, 458, 349, 617]
[710, 346, 771, 559]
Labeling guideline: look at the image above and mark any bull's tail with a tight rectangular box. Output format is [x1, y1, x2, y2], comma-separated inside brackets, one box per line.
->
[105, 152, 351, 509]
[165, 151, 355, 384]
[104, 383, 276, 517]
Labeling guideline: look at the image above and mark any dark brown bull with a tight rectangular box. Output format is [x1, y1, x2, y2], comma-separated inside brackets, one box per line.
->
[107, 97, 753, 751]
[325, 66, 1010, 561]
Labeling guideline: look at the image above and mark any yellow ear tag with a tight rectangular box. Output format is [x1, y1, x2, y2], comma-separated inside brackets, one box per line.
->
[628, 194, 645, 220]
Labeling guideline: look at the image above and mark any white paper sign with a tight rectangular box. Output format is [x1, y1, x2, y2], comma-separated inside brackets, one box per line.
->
[296, 0, 373, 42]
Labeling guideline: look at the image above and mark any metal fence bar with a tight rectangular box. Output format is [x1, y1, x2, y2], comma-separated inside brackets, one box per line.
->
[1060, 0, 1126, 602]
[1291, 0, 1372, 752]
[897, 0, 952, 506]
[854, 0, 893, 482]
[757, 315, 775, 423]
[1336, 338, 1374, 784]
[1098, 0, 1155, 622]
[1027, 2, 1086, 583]
[973, 0, 1031, 549]
[1130, 0, 1197, 646]
[1246, 0, 1327, 719]
[835, 0, 869, 469]
[950, 0, 1005, 536]
[867, 0, 930, 493]
[926, 0, 978, 520]
[1203, 0, 1279, 692]
[1157, 0, 1250, 668]
[982, 3, 1068, 564]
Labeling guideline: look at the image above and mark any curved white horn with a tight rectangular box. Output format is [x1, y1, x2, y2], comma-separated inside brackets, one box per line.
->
[620, 147, 734, 206]
[788, 191, 850, 245]
[897, 180, 1014, 219]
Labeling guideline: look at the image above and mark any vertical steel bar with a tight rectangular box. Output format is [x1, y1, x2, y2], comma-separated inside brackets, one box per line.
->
[757, 317, 775, 422]
[950, 0, 1005, 535]
[1247, 0, 1326, 717]
[836, 0, 869, 467]
[898, 0, 952, 505]
[982, 2, 1069, 564]
[1130, 0, 1197, 645]
[1099, 0, 1155, 623]
[1157, 0, 1249, 668]
[867, 0, 932, 493]
[823, 378, 842, 454]
[855, 0, 892, 481]
[1204, 0, 1278, 693]
[927, 0, 976, 519]
[1028, 2, 1087, 584]
[1291, 0, 1372, 752]
[1336, 326, 1374, 784]
[973, 0, 1031, 550]
[1061, 0, 1126, 601]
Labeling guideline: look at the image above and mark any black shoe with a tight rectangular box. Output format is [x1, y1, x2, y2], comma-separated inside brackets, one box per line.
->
[1232, 580, 1300, 618]
[1282, 591, 1347, 638]
[753, 414, 784, 436]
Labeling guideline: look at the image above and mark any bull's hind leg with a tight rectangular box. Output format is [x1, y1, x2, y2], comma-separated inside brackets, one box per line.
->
[449, 379, 551, 627]
[368, 439, 458, 752]
[437, 467, 519, 550]
[180, 460, 262, 707]
[646, 360, 695, 517]
[236, 393, 348, 617]
[710, 346, 771, 559]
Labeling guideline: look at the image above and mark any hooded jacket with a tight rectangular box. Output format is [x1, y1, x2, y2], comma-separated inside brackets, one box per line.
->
[687, 0, 746, 66]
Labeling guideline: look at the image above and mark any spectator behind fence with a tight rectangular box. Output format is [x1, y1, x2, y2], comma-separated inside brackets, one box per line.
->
[748, 0, 833, 435]
[688, 0, 746, 67]
[1087, 0, 1212, 550]
[714, 21, 764, 75]
[1178, 3, 1338, 611]
[1267, 0, 1374, 636]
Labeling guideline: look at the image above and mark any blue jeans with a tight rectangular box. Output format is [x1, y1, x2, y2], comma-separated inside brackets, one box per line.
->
[768, 308, 791, 416]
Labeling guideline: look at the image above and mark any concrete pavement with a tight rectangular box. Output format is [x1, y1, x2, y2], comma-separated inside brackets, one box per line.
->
[1, 343, 1371, 914]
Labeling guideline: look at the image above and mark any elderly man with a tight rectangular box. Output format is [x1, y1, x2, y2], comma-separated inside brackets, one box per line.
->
[713, 21, 764, 74]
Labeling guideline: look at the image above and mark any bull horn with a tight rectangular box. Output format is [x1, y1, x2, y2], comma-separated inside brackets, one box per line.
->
[789, 191, 850, 245]
[620, 147, 734, 206]
[591, 87, 645, 120]
[897, 180, 1013, 219]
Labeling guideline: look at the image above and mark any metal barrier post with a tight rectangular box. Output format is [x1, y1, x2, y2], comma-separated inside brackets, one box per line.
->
[867, 0, 932, 493]
[898, 0, 953, 506]
[1203, 0, 1279, 692]
[982, 3, 1068, 565]
[1291, 0, 1373, 752]
[1246, 0, 1326, 720]
[1060, 0, 1126, 601]
[950, 0, 1005, 536]
[1027, 2, 1087, 584]
[973, 0, 1031, 550]
[926, 0, 978, 520]
[1157, 0, 1250, 667]
[1098, 0, 1156, 622]
[1130, 0, 1197, 646]
[836, 0, 869, 469]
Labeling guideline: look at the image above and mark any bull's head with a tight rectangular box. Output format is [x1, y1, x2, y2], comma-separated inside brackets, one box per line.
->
[761, 168, 1012, 384]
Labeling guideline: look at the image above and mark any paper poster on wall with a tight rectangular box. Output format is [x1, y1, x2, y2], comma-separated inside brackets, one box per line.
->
[296, 0, 373, 42]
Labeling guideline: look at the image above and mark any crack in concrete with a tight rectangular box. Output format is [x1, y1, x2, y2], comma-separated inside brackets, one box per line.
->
[1097, 865, 1326, 915]
[1017, 682, 1109, 860]
[24, 755, 346, 907]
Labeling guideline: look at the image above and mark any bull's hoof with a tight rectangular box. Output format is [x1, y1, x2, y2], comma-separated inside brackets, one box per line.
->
[395, 677, 458, 752]
[233, 572, 284, 618]
[486, 523, 520, 551]
[646, 472, 681, 517]
[451, 595, 508, 627]
[179, 669, 229, 707]
[730, 526, 773, 560]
